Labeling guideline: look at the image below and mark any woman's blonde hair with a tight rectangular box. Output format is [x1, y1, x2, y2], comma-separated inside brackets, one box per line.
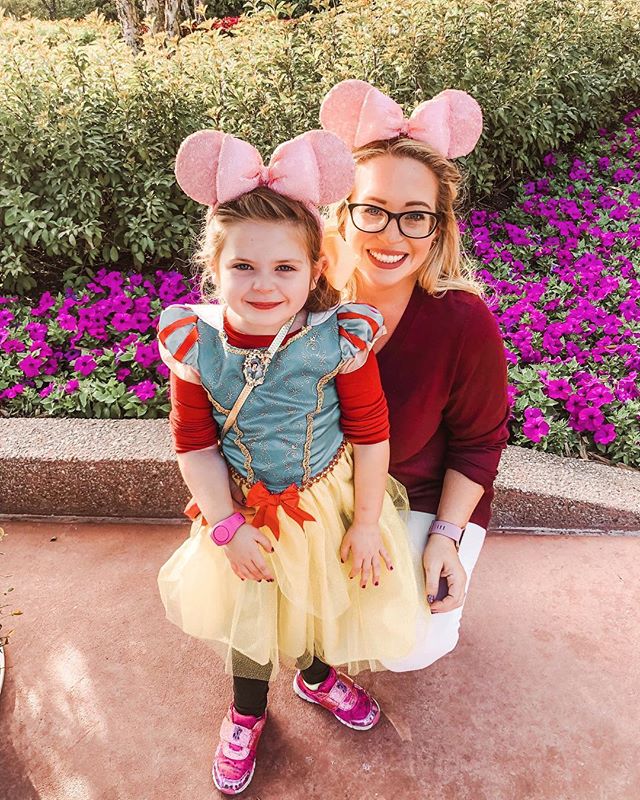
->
[336, 137, 482, 297]
[195, 186, 340, 313]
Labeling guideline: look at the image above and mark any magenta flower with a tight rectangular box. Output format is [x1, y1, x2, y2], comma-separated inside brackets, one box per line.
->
[523, 415, 550, 442]
[18, 355, 44, 377]
[116, 368, 131, 381]
[593, 424, 617, 445]
[73, 355, 98, 376]
[32, 292, 56, 316]
[1, 338, 26, 354]
[577, 407, 605, 432]
[0, 309, 15, 328]
[135, 341, 159, 368]
[39, 384, 55, 398]
[65, 379, 80, 393]
[0, 384, 25, 399]
[546, 379, 572, 400]
[130, 380, 157, 401]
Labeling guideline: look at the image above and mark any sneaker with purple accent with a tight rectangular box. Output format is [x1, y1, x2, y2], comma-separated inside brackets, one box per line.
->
[212, 705, 267, 795]
[292, 667, 381, 730]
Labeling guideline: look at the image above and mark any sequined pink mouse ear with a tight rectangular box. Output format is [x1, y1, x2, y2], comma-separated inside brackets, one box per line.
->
[320, 79, 404, 149]
[409, 89, 483, 158]
[174, 130, 263, 207]
[268, 130, 355, 207]
[174, 130, 225, 206]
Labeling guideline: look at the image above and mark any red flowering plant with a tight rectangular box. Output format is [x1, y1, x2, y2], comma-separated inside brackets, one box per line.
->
[464, 109, 640, 467]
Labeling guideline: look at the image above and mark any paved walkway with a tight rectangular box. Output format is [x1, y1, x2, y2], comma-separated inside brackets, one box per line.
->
[1, 521, 639, 800]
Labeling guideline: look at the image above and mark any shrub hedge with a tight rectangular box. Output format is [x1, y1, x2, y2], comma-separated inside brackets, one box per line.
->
[1, 0, 640, 293]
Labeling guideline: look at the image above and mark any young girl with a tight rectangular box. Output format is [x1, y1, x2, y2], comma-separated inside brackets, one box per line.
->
[157, 129, 423, 795]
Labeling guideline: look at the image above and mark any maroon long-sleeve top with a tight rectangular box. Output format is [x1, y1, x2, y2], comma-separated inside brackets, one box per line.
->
[376, 285, 510, 529]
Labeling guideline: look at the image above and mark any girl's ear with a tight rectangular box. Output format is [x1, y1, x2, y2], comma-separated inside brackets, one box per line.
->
[310, 255, 328, 289]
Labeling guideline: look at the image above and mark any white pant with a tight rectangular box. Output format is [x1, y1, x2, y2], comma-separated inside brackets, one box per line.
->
[382, 511, 486, 672]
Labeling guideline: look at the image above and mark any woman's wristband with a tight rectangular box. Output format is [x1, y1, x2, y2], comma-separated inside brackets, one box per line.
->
[428, 519, 463, 545]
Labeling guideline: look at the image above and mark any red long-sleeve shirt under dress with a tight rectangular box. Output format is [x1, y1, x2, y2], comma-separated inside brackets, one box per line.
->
[375, 285, 510, 529]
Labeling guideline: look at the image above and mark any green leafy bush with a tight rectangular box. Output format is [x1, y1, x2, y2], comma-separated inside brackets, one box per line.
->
[1, 0, 640, 293]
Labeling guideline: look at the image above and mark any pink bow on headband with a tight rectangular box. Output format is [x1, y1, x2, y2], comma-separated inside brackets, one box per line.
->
[320, 80, 483, 158]
[174, 129, 355, 209]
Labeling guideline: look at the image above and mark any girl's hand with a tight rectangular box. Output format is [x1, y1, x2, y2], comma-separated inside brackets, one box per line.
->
[340, 522, 393, 588]
[423, 534, 467, 613]
[223, 523, 274, 582]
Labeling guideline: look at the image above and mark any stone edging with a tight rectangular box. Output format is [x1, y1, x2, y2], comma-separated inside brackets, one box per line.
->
[1, 419, 639, 531]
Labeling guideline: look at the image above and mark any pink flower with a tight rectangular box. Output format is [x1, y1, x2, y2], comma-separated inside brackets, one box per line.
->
[130, 380, 156, 401]
[577, 407, 604, 432]
[32, 292, 56, 316]
[39, 384, 55, 398]
[523, 415, 550, 442]
[1, 338, 26, 354]
[18, 355, 44, 377]
[546, 379, 572, 400]
[0, 384, 25, 399]
[73, 356, 97, 376]
[65, 379, 80, 393]
[135, 341, 159, 368]
[593, 424, 616, 445]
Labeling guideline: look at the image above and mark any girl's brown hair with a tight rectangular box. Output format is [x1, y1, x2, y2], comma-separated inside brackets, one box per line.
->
[335, 137, 482, 297]
[195, 186, 340, 312]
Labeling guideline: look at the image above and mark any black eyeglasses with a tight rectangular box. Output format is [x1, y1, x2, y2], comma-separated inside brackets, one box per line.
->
[347, 203, 440, 239]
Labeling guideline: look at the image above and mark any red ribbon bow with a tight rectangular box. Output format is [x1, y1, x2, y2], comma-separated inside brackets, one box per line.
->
[246, 482, 315, 540]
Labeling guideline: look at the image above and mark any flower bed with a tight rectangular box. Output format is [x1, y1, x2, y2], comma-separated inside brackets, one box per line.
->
[0, 270, 198, 418]
[464, 110, 640, 467]
[1, 111, 638, 467]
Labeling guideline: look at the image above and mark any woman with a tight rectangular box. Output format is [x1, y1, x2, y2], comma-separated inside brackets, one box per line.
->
[320, 80, 510, 670]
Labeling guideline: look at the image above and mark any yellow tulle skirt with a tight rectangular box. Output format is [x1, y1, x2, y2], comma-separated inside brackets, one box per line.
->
[157, 446, 427, 680]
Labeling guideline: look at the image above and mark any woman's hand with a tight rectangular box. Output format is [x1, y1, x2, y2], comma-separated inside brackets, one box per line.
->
[228, 476, 256, 523]
[223, 523, 274, 582]
[340, 522, 393, 588]
[423, 533, 467, 613]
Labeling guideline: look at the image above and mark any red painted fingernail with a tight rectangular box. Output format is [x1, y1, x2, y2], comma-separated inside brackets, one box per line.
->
[389, 566, 394, 570]
[374, 581, 379, 587]
[340, 558, 344, 563]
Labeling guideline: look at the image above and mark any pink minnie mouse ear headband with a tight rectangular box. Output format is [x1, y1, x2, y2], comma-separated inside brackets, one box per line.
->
[319, 79, 483, 158]
[174, 129, 355, 214]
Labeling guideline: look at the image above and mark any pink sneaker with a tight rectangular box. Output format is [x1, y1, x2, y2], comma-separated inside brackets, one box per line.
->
[293, 667, 381, 730]
[212, 705, 267, 795]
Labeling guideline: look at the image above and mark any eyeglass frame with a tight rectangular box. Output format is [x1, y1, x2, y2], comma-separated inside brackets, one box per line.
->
[346, 203, 441, 239]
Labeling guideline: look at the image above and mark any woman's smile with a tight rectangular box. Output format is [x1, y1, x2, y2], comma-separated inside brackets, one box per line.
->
[367, 249, 409, 269]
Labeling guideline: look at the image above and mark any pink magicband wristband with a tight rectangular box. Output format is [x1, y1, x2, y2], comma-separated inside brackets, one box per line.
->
[428, 519, 463, 544]
[210, 512, 245, 546]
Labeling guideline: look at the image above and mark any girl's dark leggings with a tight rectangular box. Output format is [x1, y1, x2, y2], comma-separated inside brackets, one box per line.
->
[233, 655, 331, 717]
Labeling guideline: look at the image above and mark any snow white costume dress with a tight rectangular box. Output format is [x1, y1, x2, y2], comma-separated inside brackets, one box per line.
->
[157, 301, 425, 680]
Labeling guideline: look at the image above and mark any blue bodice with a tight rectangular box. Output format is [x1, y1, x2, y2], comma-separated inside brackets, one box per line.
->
[159, 303, 383, 493]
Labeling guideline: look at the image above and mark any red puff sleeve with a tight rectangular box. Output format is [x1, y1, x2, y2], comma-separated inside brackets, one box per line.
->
[169, 371, 218, 453]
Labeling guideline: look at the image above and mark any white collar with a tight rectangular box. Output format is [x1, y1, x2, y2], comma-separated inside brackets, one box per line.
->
[184, 303, 342, 332]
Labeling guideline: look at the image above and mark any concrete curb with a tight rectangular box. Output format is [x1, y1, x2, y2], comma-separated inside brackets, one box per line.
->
[1, 419, 639, 530]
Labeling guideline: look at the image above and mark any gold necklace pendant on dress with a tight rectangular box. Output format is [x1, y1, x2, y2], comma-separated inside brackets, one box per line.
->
[242, 350, 270, 388]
